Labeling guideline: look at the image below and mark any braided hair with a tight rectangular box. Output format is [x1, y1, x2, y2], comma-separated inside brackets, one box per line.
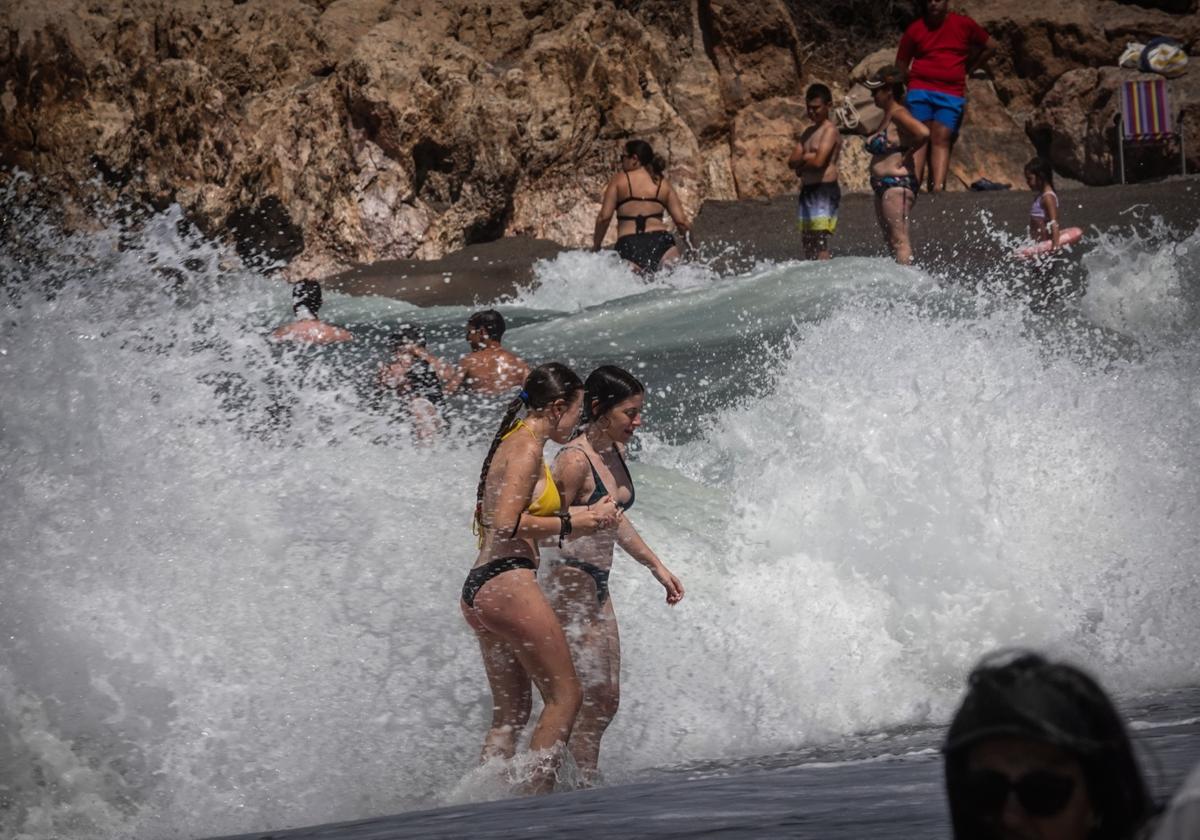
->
[473, 362, 582, 534]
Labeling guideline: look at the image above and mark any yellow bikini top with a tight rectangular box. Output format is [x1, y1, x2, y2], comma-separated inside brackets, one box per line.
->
[473, 421, 562, 543]
[501, 421, 562, 516]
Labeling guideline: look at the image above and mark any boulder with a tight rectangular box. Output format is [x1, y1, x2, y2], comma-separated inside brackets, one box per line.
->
[947, 78, 1034, 191]
[7, 0, 1191, 272]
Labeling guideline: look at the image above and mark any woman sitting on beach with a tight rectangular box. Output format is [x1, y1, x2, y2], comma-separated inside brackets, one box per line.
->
[461, 363, 619, 793]
[545, 366, 684, 785]
[943, 650, 1154, 840]
[1025, 156, 1062, 251]
[593, 140, 691, 274]
[863, 65, 930, 266]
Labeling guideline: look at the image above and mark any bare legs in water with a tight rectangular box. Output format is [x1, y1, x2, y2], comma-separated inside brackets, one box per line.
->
[462, 570, 581, 792]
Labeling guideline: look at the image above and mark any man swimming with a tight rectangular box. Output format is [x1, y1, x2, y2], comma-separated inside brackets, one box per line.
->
[269, 280, 353, 345]
[412, 310, 530, 396]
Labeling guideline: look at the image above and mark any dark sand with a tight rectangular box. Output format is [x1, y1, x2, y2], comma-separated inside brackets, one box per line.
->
[325, 177, 1200, 306]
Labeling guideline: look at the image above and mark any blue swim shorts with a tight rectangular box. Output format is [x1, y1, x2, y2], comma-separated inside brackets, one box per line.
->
[905, 89, 966, 133]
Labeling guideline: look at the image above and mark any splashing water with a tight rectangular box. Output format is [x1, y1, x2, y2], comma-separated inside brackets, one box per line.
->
[1, 189, 1197, 839]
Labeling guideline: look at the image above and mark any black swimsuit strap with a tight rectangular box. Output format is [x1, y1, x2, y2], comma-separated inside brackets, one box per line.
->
[560, 558, 611, 605]
[615, 169, 667, 209]
[612, 445, 635, 507]
[565, 443, 634, 509]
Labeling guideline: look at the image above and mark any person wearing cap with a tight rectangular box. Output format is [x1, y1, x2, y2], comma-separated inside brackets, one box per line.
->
[895, 0, 998, 192]
[863, 65, 929, 265]
[269, 280, 353, 345]
[943, 651, 1154, 840]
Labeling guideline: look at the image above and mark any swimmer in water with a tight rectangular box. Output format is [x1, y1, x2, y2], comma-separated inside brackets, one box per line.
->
[269, 280, 353, 345]
[544, 365, 683, 785]
[377, 325, 445, 441]
[461, 363, 619, 794]
[593, 140, 691, 274]
[409, 310, 530, 396]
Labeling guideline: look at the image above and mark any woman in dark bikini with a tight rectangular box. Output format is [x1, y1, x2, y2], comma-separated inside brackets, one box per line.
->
[863, 65, 930, 265]
[593, 140, 692, 274]
[462, 362, 619, 793]
[545, 366, 684, 784]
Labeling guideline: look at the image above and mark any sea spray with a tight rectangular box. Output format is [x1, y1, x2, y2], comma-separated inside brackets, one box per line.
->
[1, 194, 1197, 839]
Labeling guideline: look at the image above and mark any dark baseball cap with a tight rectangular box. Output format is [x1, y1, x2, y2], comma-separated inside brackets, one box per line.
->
[864, 64, 907, 89]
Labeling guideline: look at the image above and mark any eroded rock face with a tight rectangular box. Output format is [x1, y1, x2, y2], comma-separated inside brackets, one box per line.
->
[1, 0, 1196, 273]
[1029, 67, 1200, 184]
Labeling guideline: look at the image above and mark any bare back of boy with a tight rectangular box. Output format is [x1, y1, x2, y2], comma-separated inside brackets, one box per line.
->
[460, 347, 530, 395]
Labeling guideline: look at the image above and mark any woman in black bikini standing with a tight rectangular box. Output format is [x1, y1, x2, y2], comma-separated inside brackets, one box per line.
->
[462, 362, 619, 793]
[863, 65, 930, 266]
[593, 140, 692, 274]
[545, 366, 684, 784]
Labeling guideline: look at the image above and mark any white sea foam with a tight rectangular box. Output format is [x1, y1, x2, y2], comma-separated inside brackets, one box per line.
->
[1, 194, 1197, 839]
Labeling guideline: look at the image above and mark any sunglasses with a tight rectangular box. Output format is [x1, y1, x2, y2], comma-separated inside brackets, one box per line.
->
[965, 769, 1077, 818]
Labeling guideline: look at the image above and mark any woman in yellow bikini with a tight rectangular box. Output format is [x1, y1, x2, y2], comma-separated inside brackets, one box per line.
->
[461, 362, 619, 793]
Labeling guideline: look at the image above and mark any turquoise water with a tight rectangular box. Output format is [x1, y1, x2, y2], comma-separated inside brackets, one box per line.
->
[2, 190, 1198, 839]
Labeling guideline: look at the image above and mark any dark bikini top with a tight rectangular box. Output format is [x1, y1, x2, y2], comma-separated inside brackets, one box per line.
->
[615, 172, 666, 234]
[865, 120, 906, 156]
[564, 444, 635, 511]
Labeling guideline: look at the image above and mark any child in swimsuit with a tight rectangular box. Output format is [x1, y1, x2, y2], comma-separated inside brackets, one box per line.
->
[460, 363, 618, 794]
[788, 83, 843, 261]
[1025, 156, 1061, 250]
[545, 366, 683, 785]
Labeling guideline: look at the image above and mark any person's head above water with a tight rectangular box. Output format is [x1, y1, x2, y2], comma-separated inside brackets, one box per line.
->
[291, 280, 322, 317]
[624, 139, 666, 179]
[1025, 156, 1055, 190]
[943, 650, 1152, 840]
[583, 365, 646, 445]
[390, 324, 426, 352]
[467, 309, 506, 348]
[584, 365, 645, 422]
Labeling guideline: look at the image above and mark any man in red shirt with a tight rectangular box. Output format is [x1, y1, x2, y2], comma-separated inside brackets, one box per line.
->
[895, 0, 997, 192]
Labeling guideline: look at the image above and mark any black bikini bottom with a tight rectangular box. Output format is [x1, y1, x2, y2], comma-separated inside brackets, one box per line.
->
[615, 231, 677, 273]
[870, 174, 919, 198]
[462, 556, 536, 607]
[560, 558, 610, 605]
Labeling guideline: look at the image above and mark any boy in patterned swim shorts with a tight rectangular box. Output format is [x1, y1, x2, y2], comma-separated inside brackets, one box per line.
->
[788, 83, 843, 261]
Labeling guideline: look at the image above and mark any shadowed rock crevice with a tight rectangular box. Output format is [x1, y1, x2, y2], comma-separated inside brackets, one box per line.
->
[226, 196, 305, 265]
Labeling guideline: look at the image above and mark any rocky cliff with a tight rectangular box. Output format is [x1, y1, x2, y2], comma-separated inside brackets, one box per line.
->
[2, 0, 1197, 275]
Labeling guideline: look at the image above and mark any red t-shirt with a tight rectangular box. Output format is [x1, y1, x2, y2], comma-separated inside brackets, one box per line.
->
[896, 12, 989, 97]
